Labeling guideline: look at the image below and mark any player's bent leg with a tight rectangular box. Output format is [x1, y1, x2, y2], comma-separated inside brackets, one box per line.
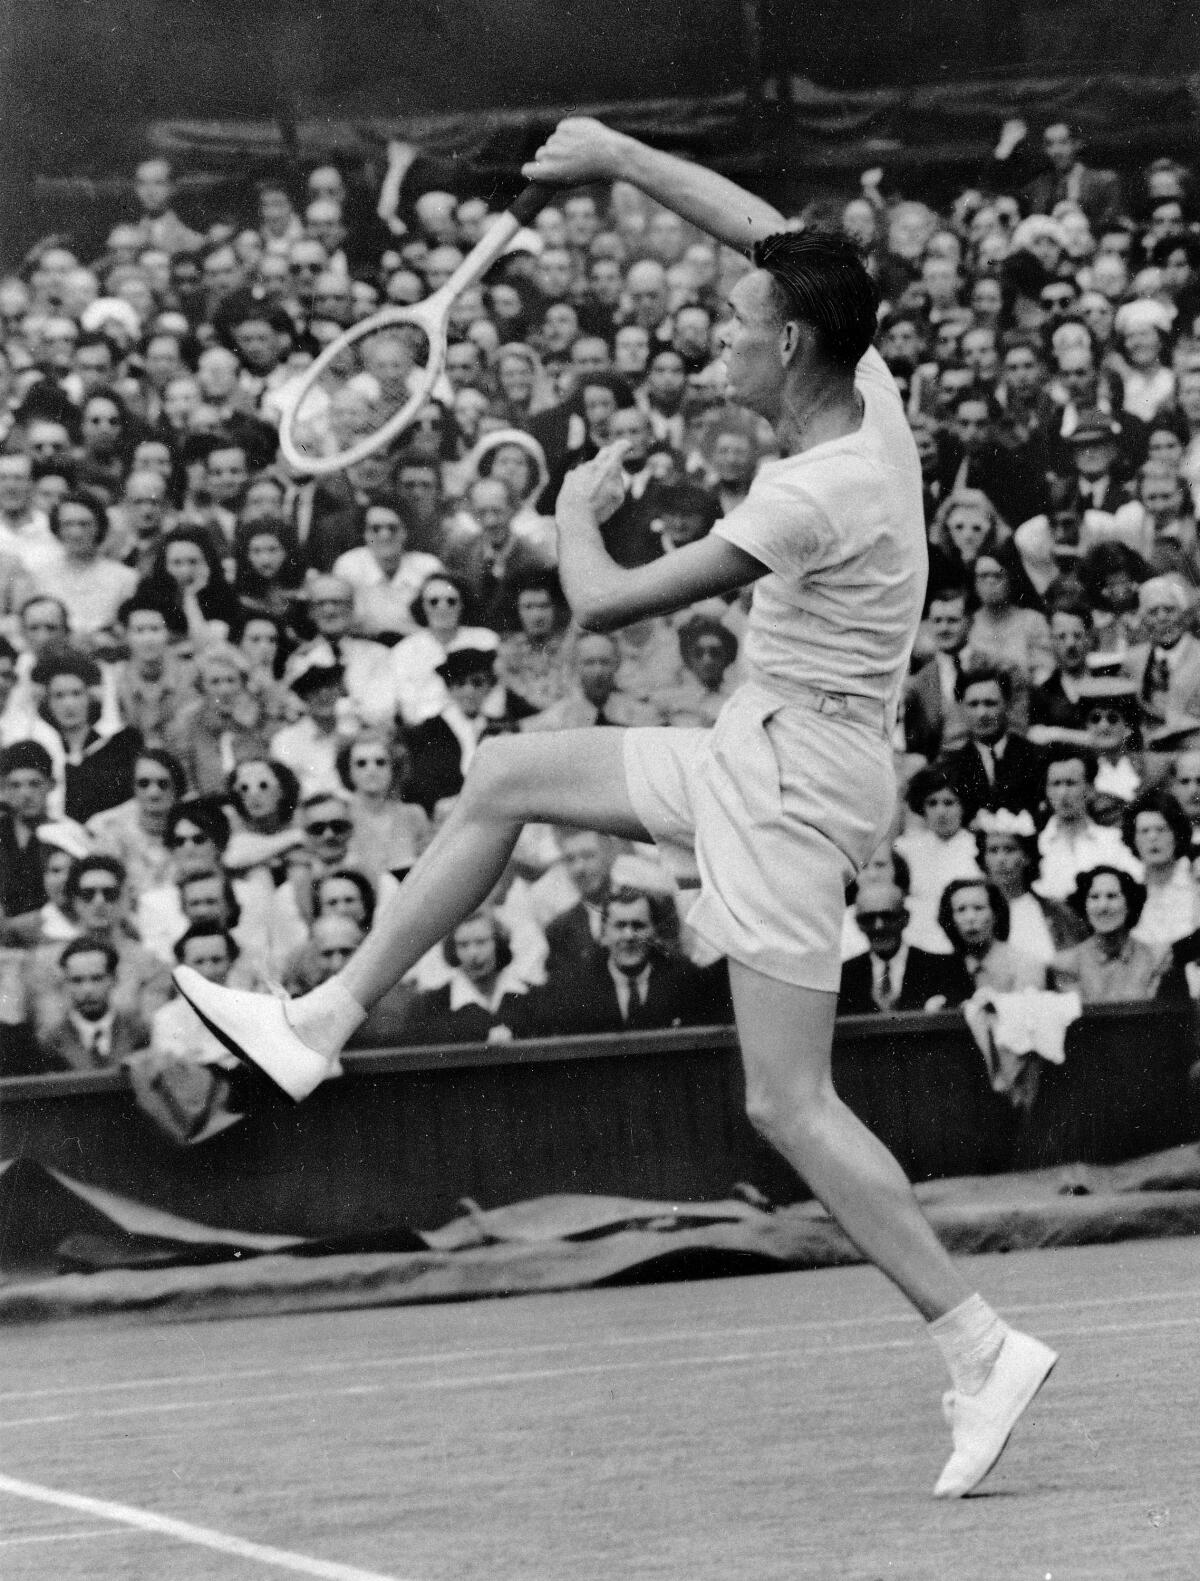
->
[727, 959, 1056, 1496]
[174, 729, 647, 1098]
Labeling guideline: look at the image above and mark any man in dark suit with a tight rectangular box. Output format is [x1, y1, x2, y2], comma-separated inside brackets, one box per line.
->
[441, 478, 554, 633]
[36, 938, 149, 1073]
[941, 664, 1045, 819]
[1023, 123, 1122, 235]
[934, 389, 1049, 531]
[543, 828, 617, 979]
[904, 586, 978, 760]
[535, 890, 724, 1035]
[838, 879, 973, 1016]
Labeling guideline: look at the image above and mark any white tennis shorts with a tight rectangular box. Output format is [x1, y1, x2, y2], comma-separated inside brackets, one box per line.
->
[623, 682, 897, 990]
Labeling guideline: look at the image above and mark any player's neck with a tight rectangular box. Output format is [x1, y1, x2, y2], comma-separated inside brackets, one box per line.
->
[775, 371, 862, 456]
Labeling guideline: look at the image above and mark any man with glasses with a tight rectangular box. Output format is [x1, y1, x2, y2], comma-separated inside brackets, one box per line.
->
[331, 499, 443, 641]
[286, 575, 397, 730]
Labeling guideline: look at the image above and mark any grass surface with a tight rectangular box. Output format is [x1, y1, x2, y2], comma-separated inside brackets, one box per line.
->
[1, 1236, 1198, 1580]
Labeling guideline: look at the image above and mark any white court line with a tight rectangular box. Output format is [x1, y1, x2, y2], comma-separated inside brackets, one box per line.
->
[3, 1281, 1197, 1406]
[0, 1473, 411, 1581]
[0, 1526, 132, 1548]
[1, 1312, 1195, 1432]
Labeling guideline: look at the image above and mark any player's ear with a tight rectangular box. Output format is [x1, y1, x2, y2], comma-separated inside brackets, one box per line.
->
[779, 316, 809, 365]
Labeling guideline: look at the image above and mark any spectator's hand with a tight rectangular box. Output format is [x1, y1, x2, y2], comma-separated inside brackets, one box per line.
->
[995, 118, 1028, 161]
[860, 167, 884, 193]
[486, 1024, 514, 1044]
[557, 442, 629, 525]
[521, 118, 627, 186]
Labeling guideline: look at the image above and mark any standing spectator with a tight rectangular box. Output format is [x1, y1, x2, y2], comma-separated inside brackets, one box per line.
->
[36, 939, 149, 1072]
[1022, 123, 1122, 235]
[131, 158, 203, 256]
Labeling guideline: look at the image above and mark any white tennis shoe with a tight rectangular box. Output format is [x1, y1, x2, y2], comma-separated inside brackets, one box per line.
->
[934, 1329, 1058, 1498]
[173, 967, 333, 1103]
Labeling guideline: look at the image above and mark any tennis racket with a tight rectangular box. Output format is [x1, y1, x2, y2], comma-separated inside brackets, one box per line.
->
[278, 184, 557, 476]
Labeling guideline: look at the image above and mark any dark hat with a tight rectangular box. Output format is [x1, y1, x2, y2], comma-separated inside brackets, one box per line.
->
[1068, 409, 1121, 447]
[291, 662, 344, 697]
[436, 646, 497, 685]
[0, 740, 54, 778]
[30, 649, 102, 689]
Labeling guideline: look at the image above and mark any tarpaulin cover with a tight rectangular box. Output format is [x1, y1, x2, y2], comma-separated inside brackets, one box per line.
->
[4, 1146, 1200, 1326]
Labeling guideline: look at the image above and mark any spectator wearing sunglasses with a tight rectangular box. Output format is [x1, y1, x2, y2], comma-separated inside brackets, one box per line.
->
[23, 854, 172, 1037]
[86, 746, 186, 895]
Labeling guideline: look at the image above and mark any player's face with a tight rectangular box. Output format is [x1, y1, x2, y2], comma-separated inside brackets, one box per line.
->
[716, 271, 788, 420]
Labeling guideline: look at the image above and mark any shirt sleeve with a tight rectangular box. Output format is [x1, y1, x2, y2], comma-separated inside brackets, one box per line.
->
[713, 468, 834, 582]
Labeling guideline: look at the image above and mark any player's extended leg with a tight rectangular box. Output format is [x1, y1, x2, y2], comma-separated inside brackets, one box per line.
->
[174, 729, 648, 1092]
[726, 959, 1057, 1496]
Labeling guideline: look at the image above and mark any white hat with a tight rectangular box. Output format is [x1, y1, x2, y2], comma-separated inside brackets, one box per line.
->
[80, 296, 141, 341]
[1114, 298, 1175, 338]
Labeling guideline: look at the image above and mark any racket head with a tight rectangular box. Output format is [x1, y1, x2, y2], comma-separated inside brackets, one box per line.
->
[278, 298, 450, 478]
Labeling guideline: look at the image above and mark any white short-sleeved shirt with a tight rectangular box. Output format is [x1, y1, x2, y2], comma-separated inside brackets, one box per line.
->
[713, 348, 927, 719]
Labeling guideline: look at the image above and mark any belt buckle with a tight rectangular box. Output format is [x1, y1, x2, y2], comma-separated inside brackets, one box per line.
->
[819, 692, 847, 717]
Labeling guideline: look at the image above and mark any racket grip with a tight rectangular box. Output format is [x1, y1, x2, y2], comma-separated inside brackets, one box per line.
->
[507, 183, 558, 227]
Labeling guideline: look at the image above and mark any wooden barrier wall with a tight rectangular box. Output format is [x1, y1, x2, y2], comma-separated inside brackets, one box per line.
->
[2, 1004, 1196, 1239]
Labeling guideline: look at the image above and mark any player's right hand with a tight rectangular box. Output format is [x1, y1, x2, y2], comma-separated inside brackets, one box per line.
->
[521, 118, 626, 185]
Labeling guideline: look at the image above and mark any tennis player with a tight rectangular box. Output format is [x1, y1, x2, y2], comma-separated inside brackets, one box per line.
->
[176, 117, 1056, 1497]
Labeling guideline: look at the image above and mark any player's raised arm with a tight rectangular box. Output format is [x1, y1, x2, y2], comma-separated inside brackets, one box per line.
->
[522, 117, 786, 254]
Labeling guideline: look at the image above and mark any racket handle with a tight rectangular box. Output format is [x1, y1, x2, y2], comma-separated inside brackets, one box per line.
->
[507, 183, 558, 227]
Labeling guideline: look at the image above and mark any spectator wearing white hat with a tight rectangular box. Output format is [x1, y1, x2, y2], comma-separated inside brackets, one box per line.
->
[1113, 298, 1176, 424]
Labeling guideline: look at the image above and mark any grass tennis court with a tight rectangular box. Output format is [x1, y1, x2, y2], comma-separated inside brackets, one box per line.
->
[2, 1236, 1198, 1580]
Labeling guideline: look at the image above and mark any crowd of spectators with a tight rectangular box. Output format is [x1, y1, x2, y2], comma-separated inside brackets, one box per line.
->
[5, 119, 1200, 1126]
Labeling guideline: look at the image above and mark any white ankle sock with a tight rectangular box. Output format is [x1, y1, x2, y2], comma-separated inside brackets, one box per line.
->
[929, 1294, 1009, 1395]
[285, 976, 365, 1060]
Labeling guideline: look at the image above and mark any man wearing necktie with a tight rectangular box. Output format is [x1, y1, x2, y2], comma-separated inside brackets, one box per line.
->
[36, 939, 149, 1074]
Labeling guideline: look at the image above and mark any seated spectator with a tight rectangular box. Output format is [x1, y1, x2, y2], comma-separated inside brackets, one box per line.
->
[0, 740, 72, 917]
[33, 649, 141, 822]
[937, 876, 1046, 993]
[974, 806, 1087, 965]
[1051, 865, 1171, 1002]
[657, 616, 740, 727]
[222, 756, 304, 874]
[1036, 744, 1143, 900]
[24, 855, 172, 1036]
[896, 765, 982, 952]
[1170, 747, 1200, 855]
[86, 745, 184, 896]
[1122, 788, 1200, 948]
[1124, 576, 1200, 736]
[285, 574, 398, 732]
[520, 631, 661, 730]
[837, 876, 973, 1015]
[534, 887, 724, 1036]
[1078, 541, 1148, 655]
[111, 592, 196, 747]
[136, 525, 246, 649]
[269, 662, 351, 797]
[454, 428, 553, 547]
[150, 924, 245, 1070]
[32, 490, 138, 644]
[285, 912, 364, 997]
[495, 570, 574, 714]
[940, 664, 1044, 818]
[330, 497, 443, 642]
[36, 937, 149, 1073]
[1077, 663, 1158, 804]
[612, 614, 687, 707]
[1027, 599, 1096, 747]
[442, 477, 555, 632]
[337, 731, 431, 882]
[904, 585, 979, 759]
[536, 827, 618, 979]
[389, 571, 500, 727]
[167, 643, 271, 796]
[403, 647, 533, 815]
[235, 609, 302, 733]
[403, 909, 533, 1045]
[967, 551, 1055, 688]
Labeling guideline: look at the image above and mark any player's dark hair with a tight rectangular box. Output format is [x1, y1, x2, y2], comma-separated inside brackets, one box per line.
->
[752, 230, 880, 372]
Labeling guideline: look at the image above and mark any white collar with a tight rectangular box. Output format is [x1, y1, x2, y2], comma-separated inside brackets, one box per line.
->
[447, 964, 528, 1013]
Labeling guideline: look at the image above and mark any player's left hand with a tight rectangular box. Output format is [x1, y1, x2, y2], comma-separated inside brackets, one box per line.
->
[557, 442, 629, 525]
